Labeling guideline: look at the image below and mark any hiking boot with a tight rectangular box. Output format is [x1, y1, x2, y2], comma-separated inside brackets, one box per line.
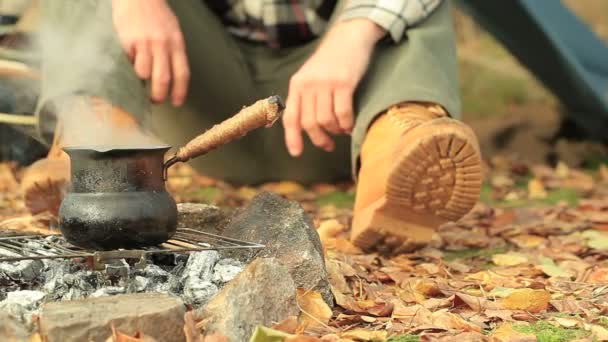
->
[20, 96, 144, 215]
[351, 102, 483, 253]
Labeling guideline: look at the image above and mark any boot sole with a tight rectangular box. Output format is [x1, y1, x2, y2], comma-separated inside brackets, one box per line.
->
[351, 118, 483, 253]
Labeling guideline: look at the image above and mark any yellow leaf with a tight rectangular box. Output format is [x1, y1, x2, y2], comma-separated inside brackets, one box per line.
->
[553, 317, 581, 328]
[502, 289, 551, 313]
[339, 329, 387, 341]
[492, 253, 529, 266]
[490, 324, 537, 342]
[528, 179, 547, 199]
[249, 326, 292, 342]
[297, 289, 332, 331]
[509, 234, 545, 249]
[317, 220, 345, 244]
[586, 324, 608, 341]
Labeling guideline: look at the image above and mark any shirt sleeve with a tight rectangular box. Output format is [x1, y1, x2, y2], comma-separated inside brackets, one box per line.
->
[337, 0, 443, 43]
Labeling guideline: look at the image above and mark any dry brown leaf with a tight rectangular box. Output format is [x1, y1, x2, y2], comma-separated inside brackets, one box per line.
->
[339, 329, 387, 341]
[587, 267, 608, 283]
[492, 253, 529, 267]
[391, 302, 432, 325]
[297, 289, 333, 331]
[490, 324, 536, 342]
[273, 316, 299, 334]
[202, 335, 229, 342]
[105, 325, 158, 342]
[454, 292, 501, 311]
[184, 311, 204, 342]
[430, 311, 482, 333]
[502, 289, 551, 313]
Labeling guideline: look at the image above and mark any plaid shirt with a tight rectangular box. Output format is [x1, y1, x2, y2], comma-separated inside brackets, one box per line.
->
[203, 0, 442, 48]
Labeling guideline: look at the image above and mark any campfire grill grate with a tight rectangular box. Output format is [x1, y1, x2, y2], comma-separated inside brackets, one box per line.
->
[0, 228, 264, 268]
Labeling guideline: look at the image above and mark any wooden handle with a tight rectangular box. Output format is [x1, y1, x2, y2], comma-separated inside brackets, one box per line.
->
[168, 95, 284, 166]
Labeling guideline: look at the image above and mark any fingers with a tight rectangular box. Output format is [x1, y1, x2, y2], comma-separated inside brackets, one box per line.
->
[283, 92, 303, 157]
[170, 34, 190, 106]
[134, 42, 152, 80]
[131, 32, 189, 106]
[316, 90, 341, 135]
[151, 43, 171, 103]
[334, 87, 354, 133]
[302, 92, 334, 152]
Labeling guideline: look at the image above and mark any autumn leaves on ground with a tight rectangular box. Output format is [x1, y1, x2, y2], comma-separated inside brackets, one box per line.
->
[3, 155, 608, 342]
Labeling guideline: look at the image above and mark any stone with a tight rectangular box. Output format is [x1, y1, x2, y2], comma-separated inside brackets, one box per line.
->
[0, 290, 46, 323]
[0, 259, 44, 282]
[177, 203, 224, 231]
[211, 258, 243, 284]
[221, 192, 333, 305]
[0, 312, 29, 342]
[181, 251, 221, 306]
[39, 293, 186, 342]
[197, 258, 298, 342]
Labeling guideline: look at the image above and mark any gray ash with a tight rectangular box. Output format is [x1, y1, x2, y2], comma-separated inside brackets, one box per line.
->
[0, 251, 244, 324]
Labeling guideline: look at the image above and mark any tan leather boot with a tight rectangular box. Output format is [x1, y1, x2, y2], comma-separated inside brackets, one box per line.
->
[20, 97, 144, 215]
[352, 102, 483, 253]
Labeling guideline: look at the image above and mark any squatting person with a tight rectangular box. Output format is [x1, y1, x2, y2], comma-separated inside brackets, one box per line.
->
[23, 0, 483, 253]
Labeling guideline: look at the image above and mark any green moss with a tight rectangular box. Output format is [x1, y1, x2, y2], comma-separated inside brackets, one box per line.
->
[315, 191, 355, 209]
[513, 321, 590, 342]
[597, 316, 608, 327]
[387, 335, 420, 342]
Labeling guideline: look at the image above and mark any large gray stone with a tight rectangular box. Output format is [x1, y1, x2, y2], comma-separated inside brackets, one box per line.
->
[197, 258, 298, 342]
[221, 192, 333, 305]
[0, 312, 29, 342]
[177, 203, 224, 231]
[39, 293, 186, 342]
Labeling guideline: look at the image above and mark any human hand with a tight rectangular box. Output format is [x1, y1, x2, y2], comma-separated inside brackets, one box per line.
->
[283, 19, 386, 156]
[111, 0, 190, 106]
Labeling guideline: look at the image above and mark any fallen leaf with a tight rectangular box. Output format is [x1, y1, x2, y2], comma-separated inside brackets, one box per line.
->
[105, 325, 158, 342]
[585, 324, 608, 341]
[528, 179, 547, 199]
[537, 257, 572, 278]
[318, 220, 345, 244]
[249, 326, 291, 342]
[553, 317, 581, 328]
[430, 310, 482, 332]
[492, 253, 529, 266]
[260, 181, 305, 195]
[581, 230, 608, 250]
[297, 289, 333, 331]
[502, 289, 551, 313]
[184, 311, 204, 342]
[339, 329, 387, 341]
[273, 316, 299, 334]
[587, 267, 608, 283]
[490, 324, 536, 342]
[509, 235, 545, 249]
[285, 336, 323, 342]
[489, 287, 516, 298]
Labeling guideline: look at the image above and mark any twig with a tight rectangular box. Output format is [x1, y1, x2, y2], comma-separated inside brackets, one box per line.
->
[0, 112, 37, 126]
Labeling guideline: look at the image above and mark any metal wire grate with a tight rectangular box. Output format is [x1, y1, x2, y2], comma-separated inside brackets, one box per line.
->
[0, 228, 264, 268]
